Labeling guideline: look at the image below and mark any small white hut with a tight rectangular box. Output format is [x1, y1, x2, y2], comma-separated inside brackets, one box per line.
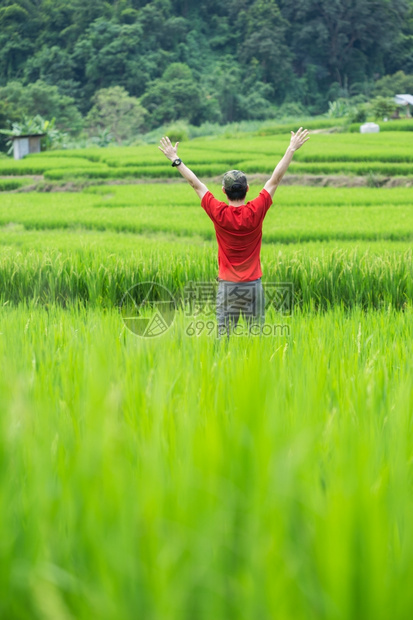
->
[394, 94, 413, 117]
[11, 133, 46, 160]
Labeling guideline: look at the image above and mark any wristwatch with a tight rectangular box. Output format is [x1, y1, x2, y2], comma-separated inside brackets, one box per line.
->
[171, 158, 182, 167]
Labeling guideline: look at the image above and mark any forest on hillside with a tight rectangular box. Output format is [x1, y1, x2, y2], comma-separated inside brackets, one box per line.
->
[0, 0, 412, 145]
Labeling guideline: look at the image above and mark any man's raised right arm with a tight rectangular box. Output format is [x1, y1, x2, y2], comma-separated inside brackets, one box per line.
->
[159, 136, 208, 200]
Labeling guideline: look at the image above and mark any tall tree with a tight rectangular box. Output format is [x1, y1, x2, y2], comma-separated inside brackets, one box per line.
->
[238, 0, 292, 100]
[0, 0, 40, 79]
[86, 86, 148, 142]
[140, 63, 205, 126]
[280, 0, 409, 89]
[0, 79, 83, 133]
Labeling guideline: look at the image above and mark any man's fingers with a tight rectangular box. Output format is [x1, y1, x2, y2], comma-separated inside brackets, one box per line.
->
[292, 128, 309, 143]
[289, 127, 310, 150]
[291, 127, 308, 139]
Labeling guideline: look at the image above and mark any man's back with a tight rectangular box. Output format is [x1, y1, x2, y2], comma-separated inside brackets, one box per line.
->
[201, 188, 272, 282]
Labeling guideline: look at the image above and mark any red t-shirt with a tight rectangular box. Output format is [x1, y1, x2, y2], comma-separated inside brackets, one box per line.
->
[201, 189, 272, 282]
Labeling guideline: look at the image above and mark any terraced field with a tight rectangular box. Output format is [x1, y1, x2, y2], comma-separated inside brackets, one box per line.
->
[1, 131, 413, 180]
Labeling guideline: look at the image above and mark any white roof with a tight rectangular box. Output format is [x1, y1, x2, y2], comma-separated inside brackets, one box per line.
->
[395, 94, 413, 105]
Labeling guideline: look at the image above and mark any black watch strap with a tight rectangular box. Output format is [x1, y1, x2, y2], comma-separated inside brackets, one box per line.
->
[171, 158, 182, 167]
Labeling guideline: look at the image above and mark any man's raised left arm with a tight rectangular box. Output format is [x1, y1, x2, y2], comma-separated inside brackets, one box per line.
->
[159, 136, 208, 200]
[264, 127, 310, 198]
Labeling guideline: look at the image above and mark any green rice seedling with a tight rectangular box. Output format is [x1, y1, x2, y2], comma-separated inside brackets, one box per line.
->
[292, 134, 413, 163]
[0, 157, 103, 175]
[2, 226, 412, 258]
[290, 162, 413, 176]
[44, 166, 112, 180]
[0, 178, 32, 191]
[82, 183, 413, 208]
[256, 117, 348, 135]
[101, 152, 244, 168]
[32, 148, 105, 161]
[44, 164, 231, 180]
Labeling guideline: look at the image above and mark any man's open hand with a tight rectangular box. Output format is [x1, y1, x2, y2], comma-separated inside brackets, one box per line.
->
[289, 127, 310, 152]
[159, 136, 179, 161]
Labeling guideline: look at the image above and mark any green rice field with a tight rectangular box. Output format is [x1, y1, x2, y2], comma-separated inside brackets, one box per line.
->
[1, 129, 413, 619]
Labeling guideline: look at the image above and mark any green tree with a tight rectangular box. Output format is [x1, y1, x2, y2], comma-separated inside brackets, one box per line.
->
[39, 0, 114, 46]
[384, 1, 413, 75]
[280, 0, 408, 93]
[72, 18, 156, 105]
[238, 0, 292, 101]
[371, 96, 397, 120]
[23, 45, 80, 100]
[372, 71, 413, 97]
[140, 63, 204, 127]
[86, 86, 148, 143]
[238, 82, 275, 120]
[208, 56, 243, 124]
[0, 80, 83, 134]
[0, 0, 40, 79]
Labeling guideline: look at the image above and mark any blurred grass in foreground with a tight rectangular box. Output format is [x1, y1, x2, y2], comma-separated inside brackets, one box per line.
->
[0, 304, 413, 619]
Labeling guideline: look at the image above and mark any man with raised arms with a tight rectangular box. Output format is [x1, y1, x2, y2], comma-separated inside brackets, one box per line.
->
[159, 128, 309, 336]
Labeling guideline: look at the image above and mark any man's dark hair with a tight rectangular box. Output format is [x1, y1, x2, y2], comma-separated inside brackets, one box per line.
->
[224, 183, 247, 201]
